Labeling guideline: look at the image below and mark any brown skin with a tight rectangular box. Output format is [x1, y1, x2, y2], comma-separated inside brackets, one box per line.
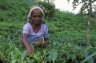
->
[31, 9, 43, 33]
[22, 9, 46, 56]
[22, 33, 34, 56]
[31, 9, 47, 47]
[35, 39, 47, 48]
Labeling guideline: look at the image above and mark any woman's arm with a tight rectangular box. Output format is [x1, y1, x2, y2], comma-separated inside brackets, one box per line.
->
[22, 33, 34, 56]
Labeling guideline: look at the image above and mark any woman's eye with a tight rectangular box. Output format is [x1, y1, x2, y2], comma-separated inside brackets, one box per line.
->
[33, 15, 36, 17]
[38, 16, 42, 18]
[33, 15, 42, 18]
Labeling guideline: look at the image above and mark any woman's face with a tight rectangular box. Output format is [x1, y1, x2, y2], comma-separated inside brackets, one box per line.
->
[31, 9, 43, 25]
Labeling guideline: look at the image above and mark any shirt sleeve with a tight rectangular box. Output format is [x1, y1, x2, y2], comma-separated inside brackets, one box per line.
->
[44, 25, 48, 40]
[23, 24, 30, 34]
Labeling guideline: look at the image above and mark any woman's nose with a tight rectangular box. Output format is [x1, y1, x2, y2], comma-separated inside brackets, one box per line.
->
[36, 17, 39, 20]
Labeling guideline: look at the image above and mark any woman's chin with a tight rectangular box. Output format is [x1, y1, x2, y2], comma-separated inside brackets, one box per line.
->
[34, 23, 41, 25]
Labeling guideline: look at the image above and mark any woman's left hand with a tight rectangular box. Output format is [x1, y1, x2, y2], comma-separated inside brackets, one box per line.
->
[40, 41, 47, 46]
[35, 41, 47, 48]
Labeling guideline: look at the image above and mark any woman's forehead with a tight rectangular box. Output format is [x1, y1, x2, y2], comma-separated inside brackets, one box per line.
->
[32, 9, 43, 15]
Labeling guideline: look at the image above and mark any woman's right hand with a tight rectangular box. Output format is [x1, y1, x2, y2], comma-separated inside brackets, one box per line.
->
[27, 46, 34, 57]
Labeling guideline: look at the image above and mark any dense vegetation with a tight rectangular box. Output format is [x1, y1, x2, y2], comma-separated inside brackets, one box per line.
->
[0, 0, 96, 63]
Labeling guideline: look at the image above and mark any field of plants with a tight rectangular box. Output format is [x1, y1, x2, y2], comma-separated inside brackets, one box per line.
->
[0, 0, 96, 63]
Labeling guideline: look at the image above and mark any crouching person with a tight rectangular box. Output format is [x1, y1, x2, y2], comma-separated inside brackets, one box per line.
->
[22, 5, 48, 56]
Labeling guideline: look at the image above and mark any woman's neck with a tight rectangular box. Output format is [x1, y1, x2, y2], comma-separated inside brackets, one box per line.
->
[31, 24, 41, 33]
[32, 23, 41, 28]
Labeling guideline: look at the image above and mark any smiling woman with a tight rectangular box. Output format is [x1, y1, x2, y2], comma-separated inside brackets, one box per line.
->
[54, 0, 82, 14]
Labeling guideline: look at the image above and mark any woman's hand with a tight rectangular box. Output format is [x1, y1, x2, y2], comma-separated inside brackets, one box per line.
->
[35, 40, 47, 48]
[27, 46, 34, 57]
[35, 41, 41, 46]
[40, 42, 47, 48]
[22, 33, 34, 57]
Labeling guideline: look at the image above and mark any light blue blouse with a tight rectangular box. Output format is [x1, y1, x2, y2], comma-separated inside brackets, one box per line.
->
[23, 23, 48, 44]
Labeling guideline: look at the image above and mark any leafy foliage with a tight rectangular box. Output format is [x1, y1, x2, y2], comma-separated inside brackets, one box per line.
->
[0, 0, 96, 63]
[68, 0, 96, 15]
[36, 1, 55, 19]
[0, 0, 28, 22]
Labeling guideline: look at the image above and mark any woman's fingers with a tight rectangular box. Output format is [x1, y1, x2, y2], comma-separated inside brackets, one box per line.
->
[35, 41, 47, 47]
[27, 47, 34, 57]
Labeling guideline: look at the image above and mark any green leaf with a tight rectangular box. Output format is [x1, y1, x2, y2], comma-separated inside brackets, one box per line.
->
[11, 60, 16, 63]
[47, 49, 58, 62]
[21, 51, 27, 60]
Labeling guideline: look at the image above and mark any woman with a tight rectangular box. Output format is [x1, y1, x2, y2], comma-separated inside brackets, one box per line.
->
[22, 5, 48, 56]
